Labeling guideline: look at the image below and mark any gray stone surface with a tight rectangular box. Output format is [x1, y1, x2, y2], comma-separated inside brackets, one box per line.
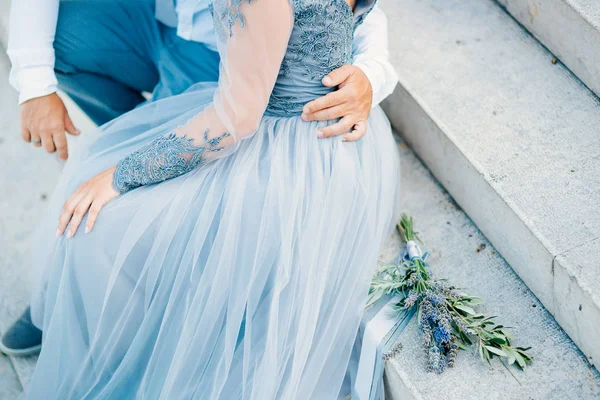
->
[496, 0, 600, 98]
[0, 0, 8, 50]
[380, 0, 600, 368]
[0, 354, 22, 400]
[384, 141, 600, 399]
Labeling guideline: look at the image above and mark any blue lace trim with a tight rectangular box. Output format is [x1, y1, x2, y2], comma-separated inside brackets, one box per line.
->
[267, 0, 379, 114]
[211, 0, 256, 41]
[113, 130, 231, 194]
[279, 0, 354, 81]
[265, 94, 306, 116]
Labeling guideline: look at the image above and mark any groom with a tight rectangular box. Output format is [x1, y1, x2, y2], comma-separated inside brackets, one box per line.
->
[1, 0, 397, 356]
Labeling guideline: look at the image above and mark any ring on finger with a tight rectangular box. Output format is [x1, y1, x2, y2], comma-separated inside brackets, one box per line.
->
[32, 139, 42, 146]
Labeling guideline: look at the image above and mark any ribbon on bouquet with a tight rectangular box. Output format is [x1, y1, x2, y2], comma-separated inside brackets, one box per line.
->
[346, 243, 425, 400]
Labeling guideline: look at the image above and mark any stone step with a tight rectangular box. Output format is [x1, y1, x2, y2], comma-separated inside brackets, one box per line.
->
[0, 0, 8, 50]
[496, 0, 600, 98]
[383, 136, 600, 400]
[379, 0, 600, 369]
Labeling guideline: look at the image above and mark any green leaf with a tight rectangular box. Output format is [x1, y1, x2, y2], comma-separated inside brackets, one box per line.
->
[514, 351, 527, 369]
[455, 305, 476, 315]
[489, 336, 507, 345]
[517, 349, 533, 361]
[456, 342, 469, 351]
[516, 346, 532, 352]
[485, 345, 508, 357]
[464, 296, 486, 305]
[507, 349, 516, 365]
[481, 346, 492, 364]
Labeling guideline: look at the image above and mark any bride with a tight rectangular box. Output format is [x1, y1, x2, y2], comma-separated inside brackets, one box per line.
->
[27, 0, 401, 398]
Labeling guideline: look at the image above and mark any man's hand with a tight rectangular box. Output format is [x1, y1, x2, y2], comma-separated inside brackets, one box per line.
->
[301, 65, 373, 142]
[20, 93, 80, 160]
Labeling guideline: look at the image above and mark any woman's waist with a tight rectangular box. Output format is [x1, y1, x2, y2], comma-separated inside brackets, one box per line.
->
[264, 84, 336, 117]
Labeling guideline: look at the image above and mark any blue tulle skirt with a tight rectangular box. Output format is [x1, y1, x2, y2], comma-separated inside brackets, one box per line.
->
[27, 83, 401, 399]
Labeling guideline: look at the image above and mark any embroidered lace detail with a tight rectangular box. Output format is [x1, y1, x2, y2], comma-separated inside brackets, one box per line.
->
[280, 0, 353, 80]
[267, 0, 379, 115]
[265, 94, 306, 116]
[211, 0, 256, 40]
[113, 130, 231, 194]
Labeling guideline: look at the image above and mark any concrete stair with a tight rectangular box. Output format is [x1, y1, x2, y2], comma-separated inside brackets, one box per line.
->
[380, 0, 600, 375]
[382, 136, 600, 400]
[0, 0, 7, 50]
[496, 0, 600, 98]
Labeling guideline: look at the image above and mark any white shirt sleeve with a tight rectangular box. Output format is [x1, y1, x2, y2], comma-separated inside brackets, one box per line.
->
[352, 5, 398, 107]
[7, 0, 60, 104]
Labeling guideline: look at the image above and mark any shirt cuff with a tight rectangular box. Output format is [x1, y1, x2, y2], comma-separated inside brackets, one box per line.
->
[354, 58, 398, 107]
[10, 65, 59, 104]
[354, 59, 382, 108]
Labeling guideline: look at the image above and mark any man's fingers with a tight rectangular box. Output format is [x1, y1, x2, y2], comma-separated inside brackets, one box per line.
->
[303, 91, 347, 117]
[317, 116, 354, 139]
[54, 131, 69, 161]
[322, 65, 354, 87]
[305, 105, 347, 123]
[64, 114, 80, 136]
[342, 121, 367, 142]
[41, 131, 57, 153]
[30, 131, 42, 147]
[21, 126, 32, 142]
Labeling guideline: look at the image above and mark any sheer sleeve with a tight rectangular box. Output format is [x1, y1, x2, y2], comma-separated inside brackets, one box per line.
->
[113, 0, 294, 193]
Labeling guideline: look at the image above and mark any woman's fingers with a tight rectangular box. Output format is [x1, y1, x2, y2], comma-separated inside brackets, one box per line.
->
[66, 197, 93, 238]
[85, 201, 103, 233]
[57, 189, 83, 236]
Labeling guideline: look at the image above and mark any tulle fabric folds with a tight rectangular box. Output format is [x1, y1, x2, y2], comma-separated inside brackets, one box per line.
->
[27, 84, 401, 399]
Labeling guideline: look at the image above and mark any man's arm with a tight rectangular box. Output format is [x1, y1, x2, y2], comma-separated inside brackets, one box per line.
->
[7, 0, 79, 160]
[352, 6, 398, 107]
[301, 6, 398, 141]
[8, 0, 59, 103]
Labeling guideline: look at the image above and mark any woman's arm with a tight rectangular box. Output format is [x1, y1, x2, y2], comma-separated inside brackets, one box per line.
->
[112, 0, 294, 193]
[57, 0, 294, 237]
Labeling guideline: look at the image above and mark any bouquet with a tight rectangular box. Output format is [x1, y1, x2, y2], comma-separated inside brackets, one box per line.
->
[369, 214, 532, 373]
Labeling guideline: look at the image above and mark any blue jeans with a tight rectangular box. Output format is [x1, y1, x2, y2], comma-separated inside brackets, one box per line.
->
[54, 0, 220, 125]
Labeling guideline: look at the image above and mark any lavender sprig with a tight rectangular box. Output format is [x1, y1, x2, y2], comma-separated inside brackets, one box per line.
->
[369, 214, 532, 373]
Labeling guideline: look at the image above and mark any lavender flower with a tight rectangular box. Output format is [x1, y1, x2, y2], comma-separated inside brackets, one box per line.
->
[371, 214, 532, 373]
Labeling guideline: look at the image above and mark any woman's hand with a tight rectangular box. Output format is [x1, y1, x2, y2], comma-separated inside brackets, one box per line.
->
[57, 166, 119, 238]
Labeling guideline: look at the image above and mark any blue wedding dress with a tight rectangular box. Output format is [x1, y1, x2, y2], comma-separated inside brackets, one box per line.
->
[27, 0, 401, 398]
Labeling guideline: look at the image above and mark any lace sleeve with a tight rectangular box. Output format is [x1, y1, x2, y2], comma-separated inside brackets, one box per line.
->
[113, 0, 294, 193]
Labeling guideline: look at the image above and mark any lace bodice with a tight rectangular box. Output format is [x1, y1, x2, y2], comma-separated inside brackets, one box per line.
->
[266, 0, 376, 116]
[113, 0, 376, 193]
